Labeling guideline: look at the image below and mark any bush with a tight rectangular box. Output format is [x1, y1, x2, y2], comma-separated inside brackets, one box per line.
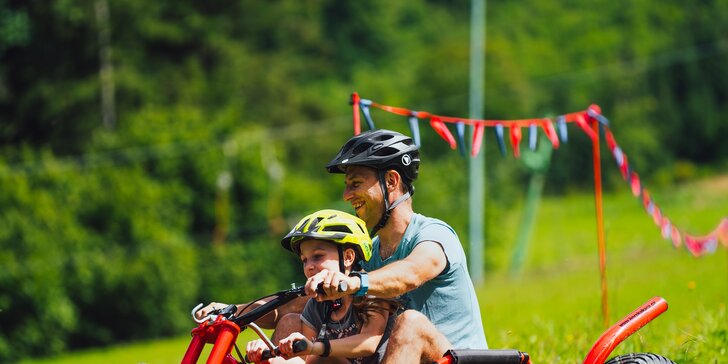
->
[0, 154, 200, 361]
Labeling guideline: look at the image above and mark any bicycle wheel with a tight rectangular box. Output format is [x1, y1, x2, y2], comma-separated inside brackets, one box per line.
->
[604, 353, 675, 364]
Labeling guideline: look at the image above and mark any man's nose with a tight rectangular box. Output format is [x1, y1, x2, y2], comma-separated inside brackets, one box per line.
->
[343, 186, 353, 201]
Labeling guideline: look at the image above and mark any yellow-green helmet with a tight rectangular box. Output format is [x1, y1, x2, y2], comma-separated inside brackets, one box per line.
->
[281, 209, 373, 262]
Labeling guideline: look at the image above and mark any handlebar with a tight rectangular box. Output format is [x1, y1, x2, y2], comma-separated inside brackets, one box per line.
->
[185, 282, 348, 364]
[243, 339, 309, 363]
[191, 303, 239, 323]
[191, 282, 347, 324]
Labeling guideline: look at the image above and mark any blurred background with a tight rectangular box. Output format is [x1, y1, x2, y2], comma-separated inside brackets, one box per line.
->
[1, 1, 727, 362]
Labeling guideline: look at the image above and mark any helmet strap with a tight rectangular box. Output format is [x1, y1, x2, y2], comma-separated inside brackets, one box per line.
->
[370, 170, 411, 237]
[327, 246, 346, 312]
[337, 246, 346, 274]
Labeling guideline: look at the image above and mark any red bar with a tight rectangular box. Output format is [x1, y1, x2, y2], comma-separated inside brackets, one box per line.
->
[583, 297, 668, 364]
[207, 322, 240, 364]
[181, 333, 206, 364]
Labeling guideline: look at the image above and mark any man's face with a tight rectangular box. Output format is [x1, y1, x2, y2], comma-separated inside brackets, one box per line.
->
[343, 165, 383, 229]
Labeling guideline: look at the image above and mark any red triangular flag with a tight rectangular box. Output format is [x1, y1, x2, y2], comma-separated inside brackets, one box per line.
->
[574, 114, 598, 141]
[430, 117, 457, 150]
[510, 126, 522, 158]
[471, 123, 485, 157]
[541, 119, 560, 149]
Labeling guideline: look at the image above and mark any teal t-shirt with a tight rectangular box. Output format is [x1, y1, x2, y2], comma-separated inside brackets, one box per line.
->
[361, 213, 488, 349]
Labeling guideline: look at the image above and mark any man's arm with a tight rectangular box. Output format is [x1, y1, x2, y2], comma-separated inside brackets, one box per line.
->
[196, 296, 309, 330]
[309, 241, 447, 300]
[237, 296, 309, 329]
[361, 240, 447, 297]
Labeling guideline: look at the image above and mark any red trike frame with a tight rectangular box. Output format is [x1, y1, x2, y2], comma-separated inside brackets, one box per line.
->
[182, 292, 669, 364]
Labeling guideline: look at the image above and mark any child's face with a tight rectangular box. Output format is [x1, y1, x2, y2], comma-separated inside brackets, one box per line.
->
[298, 239, 345, 278]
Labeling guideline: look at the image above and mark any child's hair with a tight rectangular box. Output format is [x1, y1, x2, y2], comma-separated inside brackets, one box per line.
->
[352, 296, 402, 325]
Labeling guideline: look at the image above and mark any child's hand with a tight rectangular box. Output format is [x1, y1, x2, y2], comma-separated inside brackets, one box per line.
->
[278, 333, 313, 358]
[245, 339, 269, 363]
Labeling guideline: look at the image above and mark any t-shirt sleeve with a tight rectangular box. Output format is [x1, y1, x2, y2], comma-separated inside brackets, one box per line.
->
[415, 222, 465, 266]
[300, 299, 322, 333]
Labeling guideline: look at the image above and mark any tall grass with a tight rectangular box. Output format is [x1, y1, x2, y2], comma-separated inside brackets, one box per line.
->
[481, 174, 728, 363]
[22, 176, 727, 363]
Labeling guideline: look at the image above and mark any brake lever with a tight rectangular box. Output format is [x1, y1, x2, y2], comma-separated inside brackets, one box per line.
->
[191, 303, 209, 323]
[191, 303, 235, 323]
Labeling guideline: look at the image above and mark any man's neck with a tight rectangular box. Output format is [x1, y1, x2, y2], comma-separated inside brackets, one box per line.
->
[376, 205, 413, 259]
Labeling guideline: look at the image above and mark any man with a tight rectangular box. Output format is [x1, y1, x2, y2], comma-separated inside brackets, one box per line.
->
[306, 129, 488, 363]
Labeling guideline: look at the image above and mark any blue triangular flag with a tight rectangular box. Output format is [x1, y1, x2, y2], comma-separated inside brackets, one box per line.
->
[456, 121, 467, 157]
[408, 113, 421, 147]
[529, 124, 538, 151]
[359, 100, 376, 130]
[587, 108, 610, 126]
[557, 115, 568, 143]
[495, 124, 506, 156]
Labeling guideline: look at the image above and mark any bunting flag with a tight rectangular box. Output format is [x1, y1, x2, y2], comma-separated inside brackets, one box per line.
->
[494, 125, 507, 156]
[528, 124, 538, 151]
[456, 122, 467, 157]
[347, 92, 728, 257]
[408, 113, 421, 147]
[430, 117, 457, 150]
[602, 125, 728, 257]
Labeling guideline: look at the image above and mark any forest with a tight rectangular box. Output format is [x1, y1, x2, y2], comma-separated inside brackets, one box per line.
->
[1, 0, 727, 361]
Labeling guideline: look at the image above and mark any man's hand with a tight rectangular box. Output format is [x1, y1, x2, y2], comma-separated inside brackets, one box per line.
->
[194, 302, 231, 320]
[303, 269, 360, 301]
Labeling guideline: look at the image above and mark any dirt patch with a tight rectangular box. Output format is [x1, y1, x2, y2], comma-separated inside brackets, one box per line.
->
[693, 174, 728, 193]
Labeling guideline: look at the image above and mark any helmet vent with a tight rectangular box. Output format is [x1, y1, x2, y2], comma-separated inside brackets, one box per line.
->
[340, 139, 357, 154]
[308, 217, 321, 231]
[352, 142, 373, 155]
[323, 225, 352, 234]
[373, 146, 399, 157]
[374, 134, 394, 141]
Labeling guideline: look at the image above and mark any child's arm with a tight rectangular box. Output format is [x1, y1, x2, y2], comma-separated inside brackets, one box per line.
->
[316, 309, 390, 359]
[279, 310, 390, 360]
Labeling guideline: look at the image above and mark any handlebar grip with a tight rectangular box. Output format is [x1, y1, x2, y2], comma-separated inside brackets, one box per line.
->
[292, 339, 309, 353]
[315, 281, 348, 295]
[244, 340, 309, 363]
[219, 304, 237, 317]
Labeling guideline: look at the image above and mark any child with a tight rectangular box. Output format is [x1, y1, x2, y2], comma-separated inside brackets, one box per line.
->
[245, 209, 399, 364]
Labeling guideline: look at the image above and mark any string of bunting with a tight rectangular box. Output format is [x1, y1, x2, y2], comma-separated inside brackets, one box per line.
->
[349, 92, 728, 257]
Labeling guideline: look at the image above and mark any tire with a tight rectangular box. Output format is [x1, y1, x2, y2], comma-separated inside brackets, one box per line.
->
[604, 353, 675, 364]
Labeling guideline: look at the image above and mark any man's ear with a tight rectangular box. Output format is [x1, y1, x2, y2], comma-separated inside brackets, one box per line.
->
[386, 170, 402, 192]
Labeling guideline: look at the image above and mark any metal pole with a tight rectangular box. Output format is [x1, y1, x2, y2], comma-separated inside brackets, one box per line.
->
[591, 120, 609, 327]
[94, 0, 116, 129]
[468, 0, 486, 285]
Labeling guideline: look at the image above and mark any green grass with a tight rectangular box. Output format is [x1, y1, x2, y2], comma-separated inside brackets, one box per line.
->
[18, 330, 268, 364]
[21, 176, 728, 363]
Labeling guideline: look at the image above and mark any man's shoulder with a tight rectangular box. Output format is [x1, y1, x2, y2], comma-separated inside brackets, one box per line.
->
[410, 213, 456, 238]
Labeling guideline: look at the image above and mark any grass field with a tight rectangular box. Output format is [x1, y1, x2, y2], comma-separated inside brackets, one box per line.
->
[22, 176, 728, 363]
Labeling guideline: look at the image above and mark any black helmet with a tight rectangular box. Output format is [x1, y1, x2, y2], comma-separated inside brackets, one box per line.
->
[326, 129, 420, 186]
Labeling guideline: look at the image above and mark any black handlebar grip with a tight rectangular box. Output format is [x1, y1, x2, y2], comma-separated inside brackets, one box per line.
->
[315, 281, 348, 295]
[245, 340, 309, 363]
[291, 339, 309, 353]
[219, 304, 237, 317]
